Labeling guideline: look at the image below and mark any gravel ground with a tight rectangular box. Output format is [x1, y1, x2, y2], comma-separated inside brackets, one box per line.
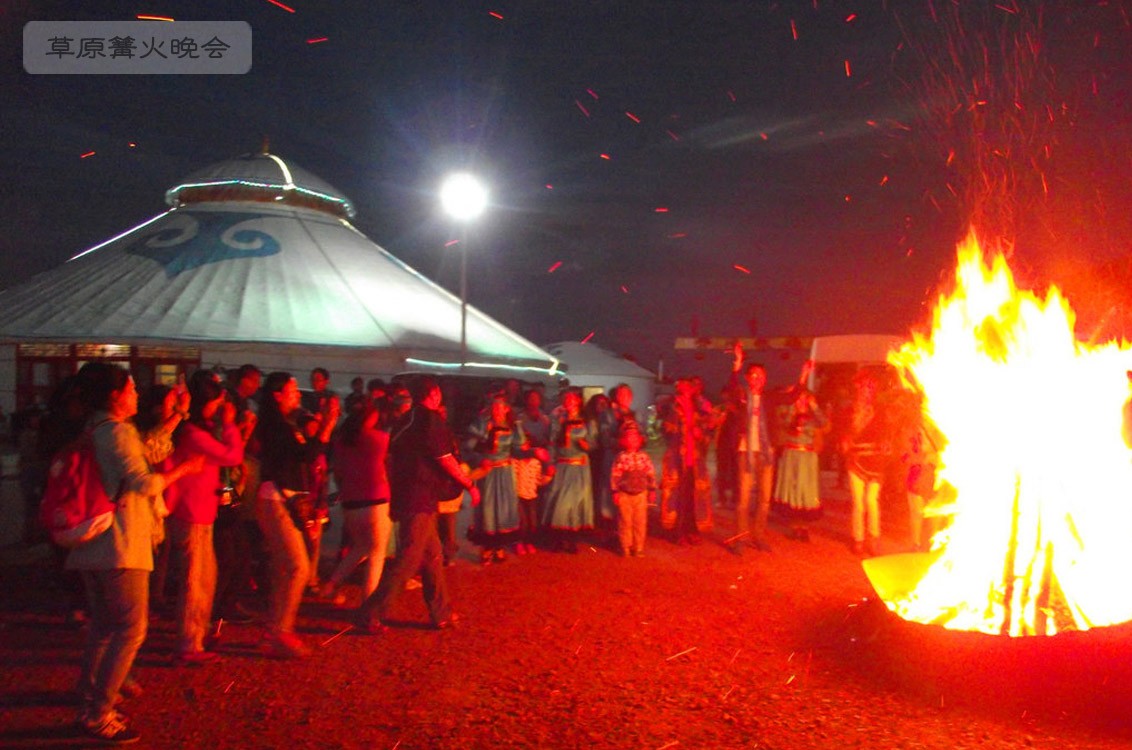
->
[3, 477, 1132, 749]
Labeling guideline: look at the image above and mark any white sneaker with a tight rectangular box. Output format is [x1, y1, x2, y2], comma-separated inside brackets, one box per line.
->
[82, 710, 140, 744]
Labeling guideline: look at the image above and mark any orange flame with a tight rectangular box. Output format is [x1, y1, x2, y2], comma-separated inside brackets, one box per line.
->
[884, 230, 1132, 636]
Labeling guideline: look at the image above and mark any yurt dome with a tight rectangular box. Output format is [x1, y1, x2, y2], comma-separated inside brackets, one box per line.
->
[165, 151, 356, 218]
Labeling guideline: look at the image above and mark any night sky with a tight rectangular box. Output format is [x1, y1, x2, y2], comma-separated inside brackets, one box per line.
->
[2, 1, 1131, 387]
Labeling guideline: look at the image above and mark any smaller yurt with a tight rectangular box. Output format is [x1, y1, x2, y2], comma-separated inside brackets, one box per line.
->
[542, 341, 655, 412]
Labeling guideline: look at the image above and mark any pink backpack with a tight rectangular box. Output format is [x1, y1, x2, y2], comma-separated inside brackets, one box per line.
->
[38, 430, 118, 548]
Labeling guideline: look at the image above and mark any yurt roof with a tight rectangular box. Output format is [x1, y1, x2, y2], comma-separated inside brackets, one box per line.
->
[165, 152, 356, 218]
[0, 154, 558, 375]
[543, 341, 653, 379]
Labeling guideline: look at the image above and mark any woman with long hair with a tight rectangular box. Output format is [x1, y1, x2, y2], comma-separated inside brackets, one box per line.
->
[164, 371, 244, 664]
[320, 398, 391, 604]
[66, 362, 204, 743]
[253, 371, 335, 658]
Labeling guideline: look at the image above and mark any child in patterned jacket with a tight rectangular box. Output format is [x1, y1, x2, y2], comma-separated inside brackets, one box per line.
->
[610, 423, 656, 557]
[513, 447, 551, 554]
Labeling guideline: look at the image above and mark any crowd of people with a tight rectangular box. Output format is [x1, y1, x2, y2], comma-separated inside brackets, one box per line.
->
[656, 344, 940, 558]
[10, 352, 940, 743]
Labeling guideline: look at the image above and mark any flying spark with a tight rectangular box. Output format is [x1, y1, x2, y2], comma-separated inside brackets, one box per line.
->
[306, 37, 328, 44]
[547, 261, 563, 273]
[136, 14, 174, 21]
[265, 0, 295, 12]
[580, 331, 595, 344]
[80, 151, 95, 159]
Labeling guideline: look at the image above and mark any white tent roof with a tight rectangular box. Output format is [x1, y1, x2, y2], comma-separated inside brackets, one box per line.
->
[543, 342, 654, 379]
[0, 153, 558, 375]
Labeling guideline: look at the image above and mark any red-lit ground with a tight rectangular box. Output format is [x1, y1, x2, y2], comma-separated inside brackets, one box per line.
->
[3, 477, 1132, 749]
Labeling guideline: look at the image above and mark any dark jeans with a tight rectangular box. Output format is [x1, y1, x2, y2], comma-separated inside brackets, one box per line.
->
[675, 470, 699, 538]
[359, 511, 450, 626]
[52, 544, 87, 616]
[150, 538, 173, 613]
[437, 512, 458, 563]
[78, 569, 148, 719]
[213, 512, 254, 617]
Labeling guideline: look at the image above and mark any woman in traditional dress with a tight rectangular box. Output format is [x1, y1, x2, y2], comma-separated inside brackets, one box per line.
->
[541, 389, 593, 553]
[468, 394, 521, 563]
[771, 387, 828, 541]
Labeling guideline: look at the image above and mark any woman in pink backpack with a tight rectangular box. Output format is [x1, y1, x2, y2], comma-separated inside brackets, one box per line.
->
[66, 363, 205, 744]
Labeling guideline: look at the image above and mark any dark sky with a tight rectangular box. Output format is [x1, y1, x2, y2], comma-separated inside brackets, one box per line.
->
[2, 1, 1130, 387]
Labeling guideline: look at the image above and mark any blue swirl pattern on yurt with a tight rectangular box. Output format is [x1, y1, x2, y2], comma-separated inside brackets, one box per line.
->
[127, 212, 281, 277]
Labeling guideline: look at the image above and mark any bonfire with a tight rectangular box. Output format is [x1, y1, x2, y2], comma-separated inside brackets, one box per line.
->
[869, 230, 1132, 636]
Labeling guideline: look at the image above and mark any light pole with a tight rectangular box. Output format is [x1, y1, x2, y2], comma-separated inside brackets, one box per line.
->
[439, 172, 488, 369]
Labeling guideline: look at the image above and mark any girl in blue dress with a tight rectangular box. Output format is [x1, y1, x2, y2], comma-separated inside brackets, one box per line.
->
[468, 395, 522, 563]
[541, 389, 593, 553]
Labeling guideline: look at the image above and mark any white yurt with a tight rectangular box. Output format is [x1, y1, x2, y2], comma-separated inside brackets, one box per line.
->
[541, 341, 655, 412]
[0, 150, 559, 411]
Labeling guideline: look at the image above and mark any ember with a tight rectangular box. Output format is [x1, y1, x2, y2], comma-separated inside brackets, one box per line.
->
[871, 230, 1132, 636]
